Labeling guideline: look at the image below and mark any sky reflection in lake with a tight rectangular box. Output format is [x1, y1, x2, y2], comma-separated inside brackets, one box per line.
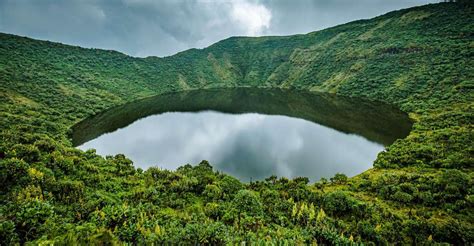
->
[78, 110, 382, 181]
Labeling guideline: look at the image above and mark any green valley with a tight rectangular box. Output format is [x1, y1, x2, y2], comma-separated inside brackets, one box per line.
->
[0, 2, 472, 244]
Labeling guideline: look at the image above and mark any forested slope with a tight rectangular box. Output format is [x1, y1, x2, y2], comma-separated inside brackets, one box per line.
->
[0, 2, 472, 244]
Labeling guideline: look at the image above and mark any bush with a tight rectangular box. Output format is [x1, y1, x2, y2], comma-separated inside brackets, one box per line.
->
[392, 191, 413, 203]
[231, 190, 264, 218]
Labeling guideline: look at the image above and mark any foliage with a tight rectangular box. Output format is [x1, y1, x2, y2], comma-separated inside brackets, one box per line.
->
[0, 2, 472, 244]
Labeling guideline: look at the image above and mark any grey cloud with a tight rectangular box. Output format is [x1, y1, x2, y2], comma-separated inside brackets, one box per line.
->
[261, 0, 438, 36]
[0, 0, 439, 57]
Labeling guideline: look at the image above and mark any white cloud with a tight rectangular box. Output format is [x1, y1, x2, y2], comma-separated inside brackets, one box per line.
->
[230, 0, 271, 36]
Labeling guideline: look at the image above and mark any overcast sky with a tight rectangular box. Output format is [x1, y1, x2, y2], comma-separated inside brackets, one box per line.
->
[0, 0, 438, 57]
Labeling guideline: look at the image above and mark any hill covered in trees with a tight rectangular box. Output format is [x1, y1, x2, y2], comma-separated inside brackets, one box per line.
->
[0, 2, 472, 244]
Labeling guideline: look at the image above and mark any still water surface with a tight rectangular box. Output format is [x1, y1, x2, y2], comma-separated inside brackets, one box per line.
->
[73, 89, 412, 181]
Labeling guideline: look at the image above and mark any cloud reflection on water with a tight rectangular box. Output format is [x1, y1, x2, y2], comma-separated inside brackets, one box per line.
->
[79, 110, 382, 181]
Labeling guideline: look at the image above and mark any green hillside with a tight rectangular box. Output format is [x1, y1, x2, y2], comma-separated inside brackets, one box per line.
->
[0, 2, 472, 244]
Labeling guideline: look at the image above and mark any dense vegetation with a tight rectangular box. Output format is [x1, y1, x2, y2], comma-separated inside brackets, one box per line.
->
[0, 2, 472, 244]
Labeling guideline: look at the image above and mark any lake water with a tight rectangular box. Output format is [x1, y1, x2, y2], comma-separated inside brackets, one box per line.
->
[72, 88, 412, 181]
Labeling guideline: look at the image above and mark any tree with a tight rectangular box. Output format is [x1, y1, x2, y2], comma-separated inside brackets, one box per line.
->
[231, 190, 263, 218]
[330, 173, 348, 184]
